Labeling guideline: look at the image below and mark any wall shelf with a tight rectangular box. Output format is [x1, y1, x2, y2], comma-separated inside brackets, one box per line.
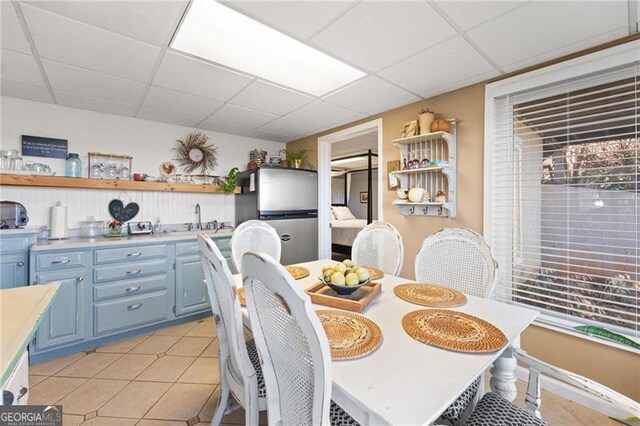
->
[0, 174, 240, 194]
[390, 120, 457, 218]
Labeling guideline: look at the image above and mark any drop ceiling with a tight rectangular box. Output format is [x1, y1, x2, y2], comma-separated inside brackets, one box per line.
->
[1, 1, 638, 143]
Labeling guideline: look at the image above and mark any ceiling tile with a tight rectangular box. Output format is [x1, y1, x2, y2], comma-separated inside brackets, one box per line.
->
[207, 105, 278, 129]
[0, 80, 52, 103]
[285, 100, 364, 129]
[25, 1, 188, 46]
[198, 119, 253, 136]
[434, 1, 526, 30]
[467, 1, 629, 72]
[260, 116, 319, 138]
[379, 36, 498, 98]
[323, 75, 419, 115]
[21, 4, 160, 82]
[230, 80, 313, 116]
[137, 106, 201, 128]
[42, 59, 145, 104]
[143, 86, 223, 119]
[0, 48, 45, 87]
[1, 2, 31, 54]
[221, 1, 356, 40]
[311, 2, 456, 72]
[245, 128, 293, 143]
[154, 51, 253, 101]
[55, 91, 137, 116]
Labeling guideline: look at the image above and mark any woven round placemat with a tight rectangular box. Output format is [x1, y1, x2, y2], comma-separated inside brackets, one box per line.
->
[316, 310, 383, 360]
[402, 309, 507, 353]
[286, 265, 310, 280]
[394, 283, 467, 308]
[237, 287, 246, 306]
[364, 266, 384, 280]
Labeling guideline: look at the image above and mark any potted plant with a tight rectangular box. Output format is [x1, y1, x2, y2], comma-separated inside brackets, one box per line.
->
[280, 148, 311, 169]
[221, 167, 239, 194]
[418, 108, 435, 135]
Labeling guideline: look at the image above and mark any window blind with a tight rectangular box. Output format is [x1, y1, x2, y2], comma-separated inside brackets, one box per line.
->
[489, 62, 639, 340]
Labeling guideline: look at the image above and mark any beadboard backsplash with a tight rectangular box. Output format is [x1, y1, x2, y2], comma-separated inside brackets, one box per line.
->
[1, 186, 236, 229]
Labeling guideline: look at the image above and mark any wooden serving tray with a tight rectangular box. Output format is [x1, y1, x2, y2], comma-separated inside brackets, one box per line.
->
[305, 282, 382, 313]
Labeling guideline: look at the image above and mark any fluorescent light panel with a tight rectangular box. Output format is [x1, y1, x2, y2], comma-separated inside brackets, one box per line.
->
[171, 0, 365, 96]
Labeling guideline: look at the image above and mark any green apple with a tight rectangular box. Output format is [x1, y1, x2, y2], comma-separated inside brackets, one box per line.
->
[345, 273, 359, 286]
[334, 263, 347, 273]
[323, 269, 333, 281]
[356, 268, 370, 283]
[330, 271, 346, 286]
[322, 264, 333, 272]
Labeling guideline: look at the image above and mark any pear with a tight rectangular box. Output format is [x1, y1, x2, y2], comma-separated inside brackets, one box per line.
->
[356, 268, 370, 283]
[345, 273, 360, 286]
[330, 271, 346, 286]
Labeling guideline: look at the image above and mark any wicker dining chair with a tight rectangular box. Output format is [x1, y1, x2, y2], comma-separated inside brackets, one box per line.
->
[463, 348, 640, 425]
[198, 235, 267, 426]
[415, 228, 497, 298]
[231, 220, 281, 272]
[242, 251, 360, 426]
[351, 221, 404, 276]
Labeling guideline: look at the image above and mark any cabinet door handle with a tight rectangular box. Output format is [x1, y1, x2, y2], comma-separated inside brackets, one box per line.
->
[125, 286, 141, 293]
[127, 252, 142, 257]
[126, 269, 142, 275]
[52, 258, 70, 264]
[16, 387, 28, 401]
[16, 262, 25, 267]
[77, 276, 84, 282]
[127, 303, 143, 311]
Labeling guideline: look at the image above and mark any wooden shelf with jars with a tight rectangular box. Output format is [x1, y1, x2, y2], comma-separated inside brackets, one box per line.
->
[391, 119, 456, 218]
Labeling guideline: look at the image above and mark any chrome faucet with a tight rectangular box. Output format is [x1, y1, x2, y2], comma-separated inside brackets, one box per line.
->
[195, 203, 202, 230]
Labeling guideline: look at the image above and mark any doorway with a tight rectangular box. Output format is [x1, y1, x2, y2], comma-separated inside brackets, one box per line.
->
[317, 119, 384, 260]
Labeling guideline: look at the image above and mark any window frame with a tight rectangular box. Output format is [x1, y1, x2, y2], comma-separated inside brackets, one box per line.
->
[484, 39, 640, 353]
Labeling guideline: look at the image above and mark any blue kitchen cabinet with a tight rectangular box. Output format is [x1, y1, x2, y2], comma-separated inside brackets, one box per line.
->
[32, 269, 86, 350]
[0, 232, 36, 289]
[175, 254, 209, 316]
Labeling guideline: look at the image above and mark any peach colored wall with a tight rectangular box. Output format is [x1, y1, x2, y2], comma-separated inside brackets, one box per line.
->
[288, 83, 640, 401]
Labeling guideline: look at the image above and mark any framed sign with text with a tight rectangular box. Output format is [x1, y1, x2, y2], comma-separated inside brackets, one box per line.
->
[22, 135, 68, 159]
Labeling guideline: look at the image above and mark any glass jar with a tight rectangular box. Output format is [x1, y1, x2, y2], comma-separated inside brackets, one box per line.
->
[80, 220, 104, 238]
[65, 153, 82, 177]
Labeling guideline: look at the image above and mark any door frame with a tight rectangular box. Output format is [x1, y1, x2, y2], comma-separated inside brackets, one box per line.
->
[317, 118, 384, 259]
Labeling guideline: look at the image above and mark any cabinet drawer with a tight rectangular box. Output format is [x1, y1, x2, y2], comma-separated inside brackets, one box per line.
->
[93, 274, 168, 301]
[176, 241, 199, 256]
[94, 259, 168, 282]
[36, 251, 85, 271]
[214, 237, 231, 252]
[94, 290, 168, 336]
[0, 236, 30, 253]
[94, 244, 167, 264]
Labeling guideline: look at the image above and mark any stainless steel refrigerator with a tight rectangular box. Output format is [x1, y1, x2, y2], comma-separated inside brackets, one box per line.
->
[235, 166, 318, 265]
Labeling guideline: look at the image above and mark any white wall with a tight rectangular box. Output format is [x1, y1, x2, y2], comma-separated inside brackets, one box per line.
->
[0, 97, 285, 228]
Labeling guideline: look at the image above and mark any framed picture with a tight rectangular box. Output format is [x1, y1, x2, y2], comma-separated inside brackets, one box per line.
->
[269, 156, 282, 165]
[360, 192, 368, 203]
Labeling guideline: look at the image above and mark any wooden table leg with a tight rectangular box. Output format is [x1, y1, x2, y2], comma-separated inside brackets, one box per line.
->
[490, 337, 519, 401]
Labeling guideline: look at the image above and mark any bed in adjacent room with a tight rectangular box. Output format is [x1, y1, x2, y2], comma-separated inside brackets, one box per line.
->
[331, 206, 367, 256]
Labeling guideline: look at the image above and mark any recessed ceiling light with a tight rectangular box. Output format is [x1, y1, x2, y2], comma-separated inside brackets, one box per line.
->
[171, 0, 365, 96]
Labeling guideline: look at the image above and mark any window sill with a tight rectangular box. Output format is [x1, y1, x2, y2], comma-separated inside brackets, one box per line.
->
[532, 314, 640, 356]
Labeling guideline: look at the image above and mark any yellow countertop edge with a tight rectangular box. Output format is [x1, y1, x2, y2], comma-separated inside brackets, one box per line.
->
[0, 283, 60, 385]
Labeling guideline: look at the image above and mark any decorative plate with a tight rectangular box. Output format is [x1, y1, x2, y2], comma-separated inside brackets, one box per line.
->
[316, 310, 382, 360]
[394, 283, 467, 308]
[159, 161, 176, 177]
[402, 309, 507, 353]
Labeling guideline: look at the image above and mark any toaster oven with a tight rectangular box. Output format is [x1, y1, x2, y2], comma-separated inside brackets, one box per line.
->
[0, 201, 29, 229]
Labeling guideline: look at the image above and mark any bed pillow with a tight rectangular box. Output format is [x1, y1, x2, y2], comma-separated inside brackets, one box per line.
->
[333, 206, 356, 221]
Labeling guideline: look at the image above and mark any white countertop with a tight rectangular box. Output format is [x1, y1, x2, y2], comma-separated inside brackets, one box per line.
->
[30, 230, 234, 251]
[0, 228, 42, 235]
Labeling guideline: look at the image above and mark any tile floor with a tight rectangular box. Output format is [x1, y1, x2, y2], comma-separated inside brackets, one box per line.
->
[28, 316, 617, 425]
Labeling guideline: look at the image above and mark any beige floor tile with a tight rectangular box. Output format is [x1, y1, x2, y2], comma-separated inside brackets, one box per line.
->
[547, 393, 618, 425]
[29, 352, 86, 376]
[136, 356, 196, 382]
[99, 381, 171, 419]
[61, 414, 84, 425]
[220, 407, 268, 425]
[57, 378, 129, 415]
[186, 320, 216, 338]
[95, 354, 157, 380]
[154, 321, 198, 336]
[137, 420, 187, 426]
[129, 335, 181, 355]
[200, 339, 219, 358]
[197, 386, 219, 423]
[96, 334, 150, 354]
[82, 416, 138, 425]
[55, 352, 122, 378]
[29, 376, 87, 405]
[166, 337, 212, 357]
[145, 383, 215, 421]
[177, 358, 219, 384]
[29, 375, 48, 387]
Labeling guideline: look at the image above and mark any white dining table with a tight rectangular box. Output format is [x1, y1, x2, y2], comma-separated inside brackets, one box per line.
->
[234, 259, 538, 426]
